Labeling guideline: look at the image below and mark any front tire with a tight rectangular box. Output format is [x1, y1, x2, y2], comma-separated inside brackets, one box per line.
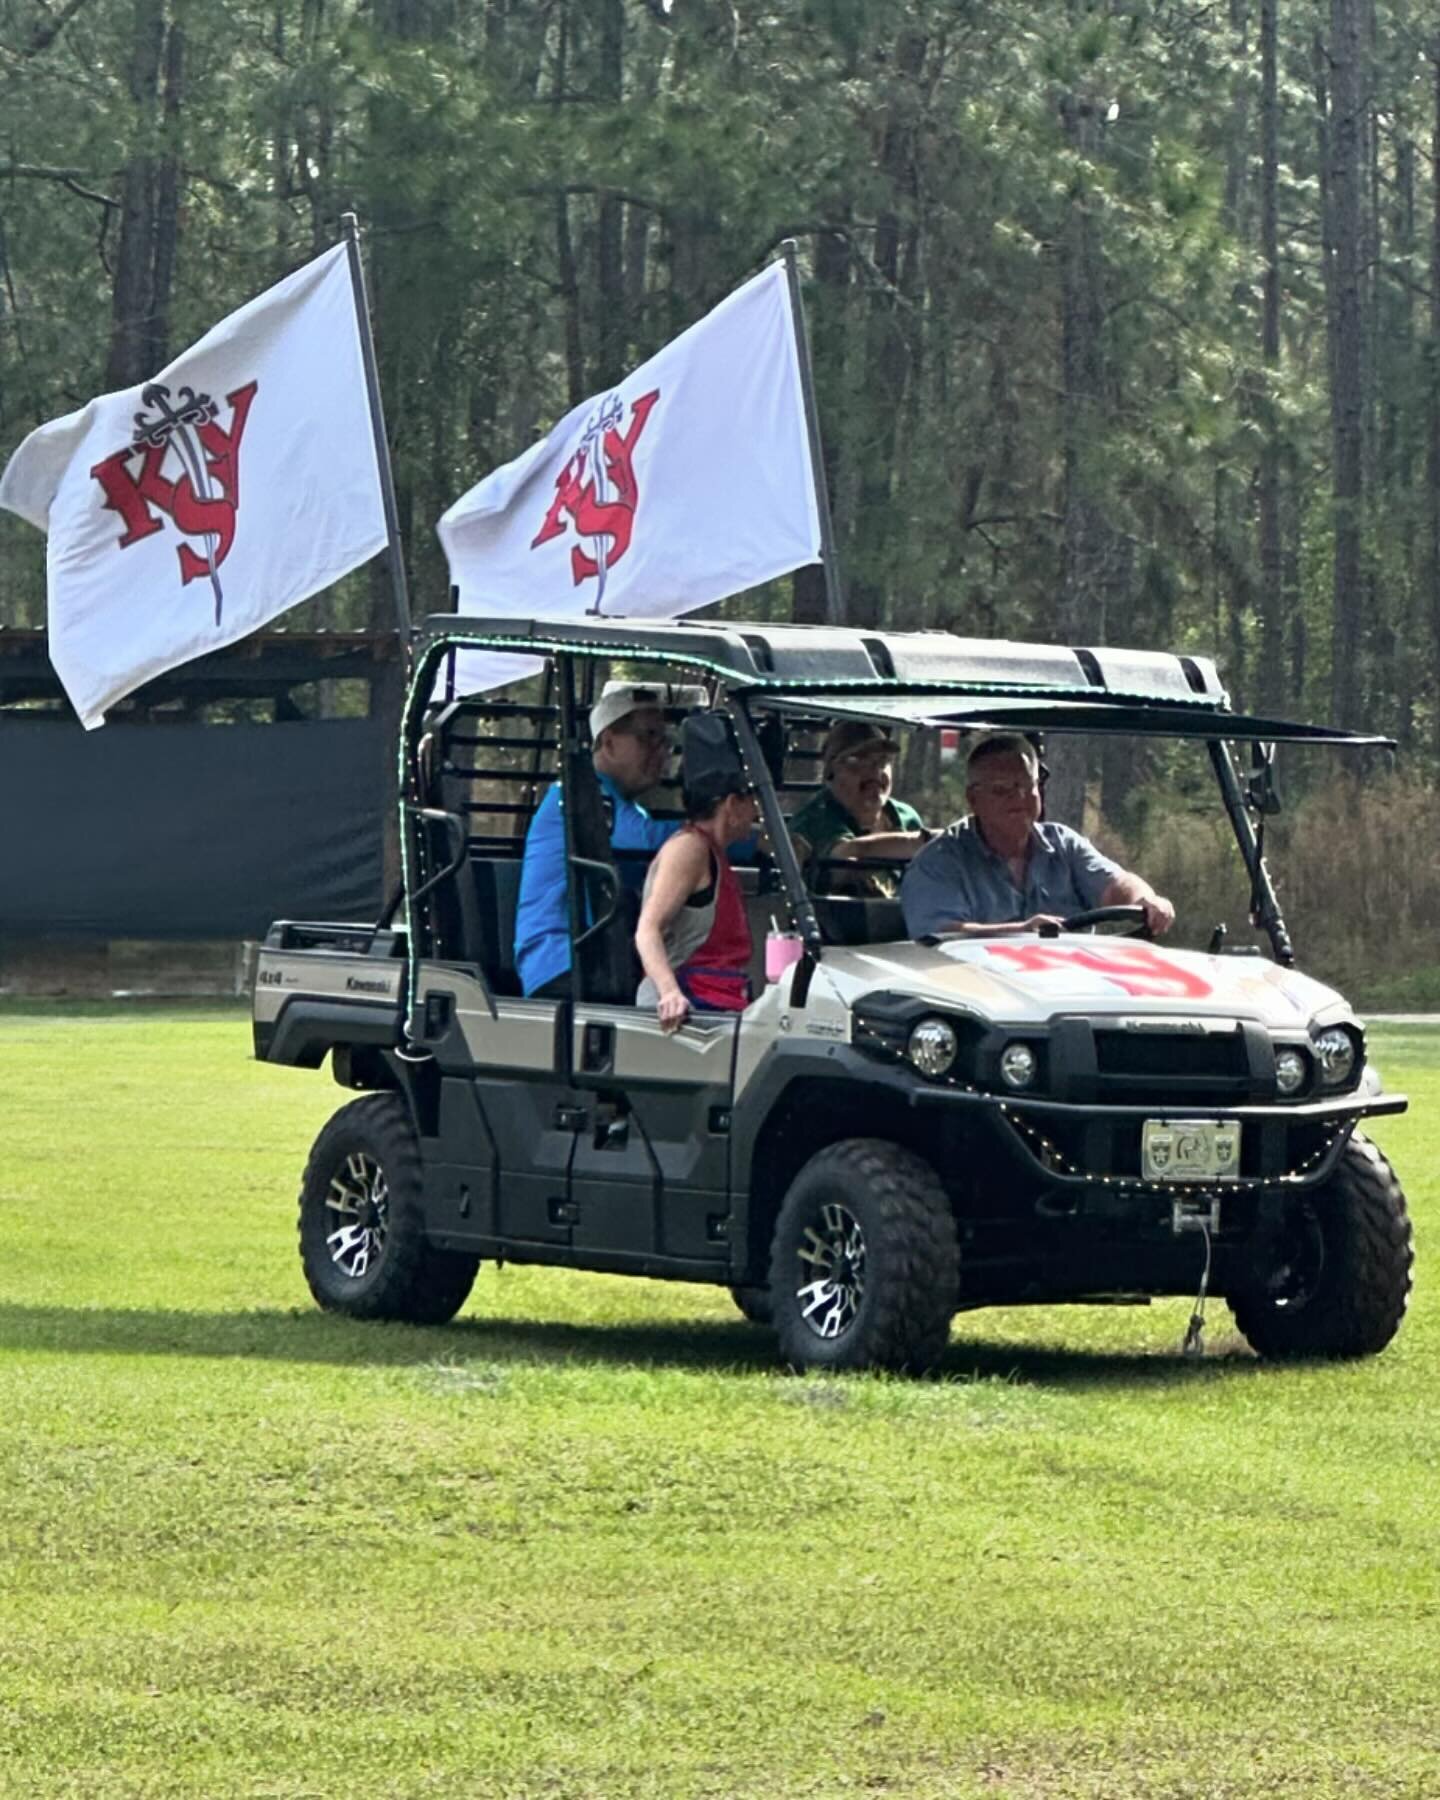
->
[729, 1284, 773, 1327]
[768, 1139, 959, 1374]
[1227, 1132, 1413, 1360]
[298, 1094, 479, 1324]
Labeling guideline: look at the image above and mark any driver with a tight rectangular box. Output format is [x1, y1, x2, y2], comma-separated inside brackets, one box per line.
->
[900, 732, 1176, 939]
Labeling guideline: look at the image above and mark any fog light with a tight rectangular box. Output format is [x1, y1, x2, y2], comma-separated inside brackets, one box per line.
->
[908, 1017, 958, 1079]
[1314, 1028, 1356, 1087]
[1275, 1048, 1307, 1096]
[1000, 1042, 1037, 1090]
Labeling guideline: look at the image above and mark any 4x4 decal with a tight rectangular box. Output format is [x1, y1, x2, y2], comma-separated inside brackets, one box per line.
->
[985, 940, 1214, 1000]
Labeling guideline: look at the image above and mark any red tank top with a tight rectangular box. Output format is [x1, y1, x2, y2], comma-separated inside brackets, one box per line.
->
[676, 832, 752, 1012]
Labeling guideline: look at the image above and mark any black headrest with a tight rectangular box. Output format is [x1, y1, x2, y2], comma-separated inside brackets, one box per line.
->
[681, 713, 749, 808]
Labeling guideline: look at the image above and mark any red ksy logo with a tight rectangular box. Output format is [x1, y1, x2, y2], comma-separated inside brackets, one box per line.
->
[985, 942, 1214, 1000]
[90, 380, 258, 626]
[531, 388, 659, 614]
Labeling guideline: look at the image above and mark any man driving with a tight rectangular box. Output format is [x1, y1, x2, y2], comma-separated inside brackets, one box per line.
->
[900, 732, 1175, 939]
[515, 682, 678, 997]
[788, 719, 931, 899]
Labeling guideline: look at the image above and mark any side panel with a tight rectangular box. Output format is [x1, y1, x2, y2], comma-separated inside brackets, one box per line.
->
[253, 941, 402, 1066]
[410, 965, 578, 1249]
[423, 1076, 576, 1251]
[568, 1004, 739, 1264]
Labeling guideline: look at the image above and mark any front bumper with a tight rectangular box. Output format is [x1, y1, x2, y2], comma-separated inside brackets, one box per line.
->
[909, 1083, 1407, 1190]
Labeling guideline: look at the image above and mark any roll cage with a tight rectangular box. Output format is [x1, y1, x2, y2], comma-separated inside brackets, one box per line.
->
[394, 614, 1393, 1032]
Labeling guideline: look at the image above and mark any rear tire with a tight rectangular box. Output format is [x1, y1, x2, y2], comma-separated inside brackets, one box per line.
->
[768, 1138, 959, 1374]
[1227, 1133, 1412, 1360]
[298, 1094, 479, 1324]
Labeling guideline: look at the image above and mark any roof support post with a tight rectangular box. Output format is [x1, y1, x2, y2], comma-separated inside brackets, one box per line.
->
[1208, 737, 1294, 965]
[729, 695, 825, 960]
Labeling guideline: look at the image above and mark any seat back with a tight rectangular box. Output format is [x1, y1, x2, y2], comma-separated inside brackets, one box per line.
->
[470, 857, 524, 996]
[811, 894, 907, 947]
[565, 751, 643, 1004]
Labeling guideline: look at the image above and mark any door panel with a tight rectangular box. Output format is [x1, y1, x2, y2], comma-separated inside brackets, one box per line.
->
[414, 966, 575, 1246]
[568, 1004, 738, 1259]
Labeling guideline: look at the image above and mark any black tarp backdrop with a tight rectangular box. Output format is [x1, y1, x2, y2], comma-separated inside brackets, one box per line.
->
[0, 718, 385, 937]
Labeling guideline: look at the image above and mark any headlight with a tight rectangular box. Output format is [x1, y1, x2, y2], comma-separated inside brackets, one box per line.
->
[999, 1041, 1038, 1090]
[907, 1017, 958, 1079]
[1275, 1047, 1307, 1096]
[1313, 1027, 1357, 1088]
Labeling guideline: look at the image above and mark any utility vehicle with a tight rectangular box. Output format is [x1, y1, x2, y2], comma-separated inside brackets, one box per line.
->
[253, 616, 1413, 1372]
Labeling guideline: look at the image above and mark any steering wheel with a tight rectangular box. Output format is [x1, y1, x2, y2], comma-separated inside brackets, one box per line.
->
[1060, 904, 1152, 941]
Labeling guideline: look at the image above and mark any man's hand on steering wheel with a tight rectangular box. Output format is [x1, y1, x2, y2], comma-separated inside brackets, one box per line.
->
[1060, 904, 1154, 940]
[1061, 893, 1175, 940]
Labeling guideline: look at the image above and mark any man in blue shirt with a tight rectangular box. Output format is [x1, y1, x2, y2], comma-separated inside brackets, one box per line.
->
[515, 682, 679, 997]
[901, 732, 1175, 940]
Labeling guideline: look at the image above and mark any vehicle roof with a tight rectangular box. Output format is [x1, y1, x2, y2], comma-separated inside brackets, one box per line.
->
[418, 614, 1393, 746]
[422, 612, 1226, 703]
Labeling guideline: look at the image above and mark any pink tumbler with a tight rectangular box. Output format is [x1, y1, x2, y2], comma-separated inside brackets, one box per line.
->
[765, 931, 805, 982]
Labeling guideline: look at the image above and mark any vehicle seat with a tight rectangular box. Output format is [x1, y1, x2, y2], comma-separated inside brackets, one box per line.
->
[811, 894, 908, 947]
[567, 752, 643, 1004]
[470, 857, 524, 996]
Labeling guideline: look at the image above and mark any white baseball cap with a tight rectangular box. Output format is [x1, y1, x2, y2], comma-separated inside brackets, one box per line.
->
[588, 680, 706, 740]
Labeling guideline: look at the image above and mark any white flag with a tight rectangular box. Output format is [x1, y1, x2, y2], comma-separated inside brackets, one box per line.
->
[0, 244, 389, 729]
[437, 260, 822, 696]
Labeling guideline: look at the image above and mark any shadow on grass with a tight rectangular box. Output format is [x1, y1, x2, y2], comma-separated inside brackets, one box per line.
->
[0, 1299, 1266, 1390]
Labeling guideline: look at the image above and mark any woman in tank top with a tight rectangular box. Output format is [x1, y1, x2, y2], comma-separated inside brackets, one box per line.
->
[635, 766, 759, 1034]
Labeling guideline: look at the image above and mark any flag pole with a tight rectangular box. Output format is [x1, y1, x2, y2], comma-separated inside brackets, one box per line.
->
[780, 238, 844, 625]
[341, 212, 412, 646]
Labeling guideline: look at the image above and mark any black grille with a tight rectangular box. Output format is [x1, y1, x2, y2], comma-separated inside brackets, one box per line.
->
[1094, 1029, 1248, 1081]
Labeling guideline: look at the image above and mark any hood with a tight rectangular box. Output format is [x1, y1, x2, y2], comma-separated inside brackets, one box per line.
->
[813, 935, 1351, 1031]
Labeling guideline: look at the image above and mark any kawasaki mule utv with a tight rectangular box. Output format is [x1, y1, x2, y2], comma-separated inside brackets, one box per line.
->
[252, 615, 1413, 1373]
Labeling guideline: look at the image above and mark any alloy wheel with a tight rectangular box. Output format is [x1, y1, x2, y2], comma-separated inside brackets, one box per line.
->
[324, 1151, 389, 1280]
[795, 1201, 867, 1340]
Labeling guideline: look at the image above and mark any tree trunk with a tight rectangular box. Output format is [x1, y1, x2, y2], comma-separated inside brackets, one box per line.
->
[140, 12, 184, 373]
[593, 0, 626, 388]
[1051, 86, 1121, 828]
[792, 228, 850, 626]
[1429, 40, 1440, 759]
[1325, 0, 1367, 727]
[1255, 0, 1286, 715]
[847, 28, 926, 631]
[104, 0, 167, 390]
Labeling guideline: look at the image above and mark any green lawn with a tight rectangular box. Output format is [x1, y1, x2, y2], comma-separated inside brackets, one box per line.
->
[1, 1004, 1435, 1799]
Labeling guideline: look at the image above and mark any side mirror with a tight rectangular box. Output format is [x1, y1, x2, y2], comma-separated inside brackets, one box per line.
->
[1246, 742, 1282, 816]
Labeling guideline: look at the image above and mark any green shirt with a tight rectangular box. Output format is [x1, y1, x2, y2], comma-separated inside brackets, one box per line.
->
[787, 786, 925, 898]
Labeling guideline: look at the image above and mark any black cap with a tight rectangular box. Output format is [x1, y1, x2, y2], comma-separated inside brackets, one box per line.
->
[681, 713, 752, 809]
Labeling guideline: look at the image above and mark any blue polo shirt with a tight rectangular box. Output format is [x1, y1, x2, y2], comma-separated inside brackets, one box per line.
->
[900, 817, 1121, 939]
[514, 774, 678, 995]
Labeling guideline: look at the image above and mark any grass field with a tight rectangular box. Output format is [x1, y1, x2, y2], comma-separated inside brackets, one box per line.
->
[1, 1004, 1435, 1799]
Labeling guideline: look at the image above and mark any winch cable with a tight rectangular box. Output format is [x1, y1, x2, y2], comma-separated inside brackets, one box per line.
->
[1181, 1219, 1214, 1358]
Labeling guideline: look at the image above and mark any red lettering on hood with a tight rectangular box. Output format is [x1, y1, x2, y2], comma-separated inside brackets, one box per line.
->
[985, 941, 1213, 999]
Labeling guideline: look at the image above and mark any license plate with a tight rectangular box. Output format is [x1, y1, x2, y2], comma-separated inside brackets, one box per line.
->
[1141, 1119, 1241, 1182]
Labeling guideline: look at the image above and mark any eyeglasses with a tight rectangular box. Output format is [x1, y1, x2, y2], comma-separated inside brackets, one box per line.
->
[834, 749, 893, 773]
[615, 724, 670, 747]
[970, 776, 1039, 799]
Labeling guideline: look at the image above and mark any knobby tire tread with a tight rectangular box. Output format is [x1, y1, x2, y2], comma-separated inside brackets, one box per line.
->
[298, 1093, 479, 1325]
[1229, 1132, 1413, 1360]
[771, 1137, 960, 1375]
